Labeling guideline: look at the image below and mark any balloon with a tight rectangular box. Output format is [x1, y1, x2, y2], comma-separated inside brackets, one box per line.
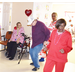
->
[25, 9, 32, 16]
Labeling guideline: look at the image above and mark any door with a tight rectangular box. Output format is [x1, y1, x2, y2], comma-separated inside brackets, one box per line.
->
[2, 2, 10, 35]
[1, 2, 10, 50]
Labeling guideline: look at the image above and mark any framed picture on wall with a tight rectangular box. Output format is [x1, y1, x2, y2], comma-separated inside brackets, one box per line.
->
[46, 5, 49, 11]
[45, 13, 48, 19]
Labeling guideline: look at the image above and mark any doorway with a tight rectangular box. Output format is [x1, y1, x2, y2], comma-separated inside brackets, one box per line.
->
[0, 2, 12, 50]
[2, 2, 12, 35]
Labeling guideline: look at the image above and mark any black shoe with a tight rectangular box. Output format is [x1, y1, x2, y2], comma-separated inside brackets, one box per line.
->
[9, 58, 14, 60]
[30, 63, 34, 65]
[32, 67, 40, 71]
[6, 55, 11, 58]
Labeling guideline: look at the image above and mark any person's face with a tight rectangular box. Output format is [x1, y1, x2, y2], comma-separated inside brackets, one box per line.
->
[17, 23, 22, 29]
[52, 14, 57, 21]
[31, 20, 37, 26]
[58, 23, 65, 32]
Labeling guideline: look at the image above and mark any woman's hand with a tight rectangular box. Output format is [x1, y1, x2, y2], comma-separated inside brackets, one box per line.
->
[59, 49, 64, 54]
[17, 38, 20, 44]
[9, 40, 11, 42]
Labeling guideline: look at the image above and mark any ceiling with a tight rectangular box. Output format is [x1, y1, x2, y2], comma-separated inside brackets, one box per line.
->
[52, 2, 75, 4]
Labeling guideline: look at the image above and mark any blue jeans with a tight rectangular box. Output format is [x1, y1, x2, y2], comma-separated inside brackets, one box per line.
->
[29, 43, 43, 68]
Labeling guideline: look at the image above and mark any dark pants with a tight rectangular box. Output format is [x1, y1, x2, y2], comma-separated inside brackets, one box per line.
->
[7, 41, 21, 59]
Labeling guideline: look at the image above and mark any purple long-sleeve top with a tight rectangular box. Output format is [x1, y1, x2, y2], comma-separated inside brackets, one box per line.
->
[32, 20, 50, 48]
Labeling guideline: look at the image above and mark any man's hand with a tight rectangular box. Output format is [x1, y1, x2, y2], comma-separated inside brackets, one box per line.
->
[9, 40, 11, 42]
[43, 41, 47, 46]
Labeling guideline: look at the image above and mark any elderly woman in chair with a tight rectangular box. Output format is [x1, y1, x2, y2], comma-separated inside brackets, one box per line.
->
[6, 22, 25, 60]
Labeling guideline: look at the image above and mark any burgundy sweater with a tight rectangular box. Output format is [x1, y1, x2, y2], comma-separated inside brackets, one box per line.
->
[32, 20, 50, 48]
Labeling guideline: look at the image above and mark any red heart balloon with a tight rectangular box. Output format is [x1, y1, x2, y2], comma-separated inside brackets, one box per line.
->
[25, 9, 32, 16]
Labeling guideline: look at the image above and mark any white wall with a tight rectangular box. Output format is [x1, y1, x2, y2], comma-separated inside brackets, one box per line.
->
[52, 3, 75, 19]
[33, 2, 52, 27]
[11, 2, 33, 36]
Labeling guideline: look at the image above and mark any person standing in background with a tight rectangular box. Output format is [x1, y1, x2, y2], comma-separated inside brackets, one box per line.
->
[48, 12, 57, 32]
[39, 12, 58, 62]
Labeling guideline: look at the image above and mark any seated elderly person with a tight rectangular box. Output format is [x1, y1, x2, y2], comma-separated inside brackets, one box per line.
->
[6, 22, 25, 60]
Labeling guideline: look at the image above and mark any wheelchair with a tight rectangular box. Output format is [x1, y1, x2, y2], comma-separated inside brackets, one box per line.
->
[0, 32, 30, 64]
[17, 33, 30, 64]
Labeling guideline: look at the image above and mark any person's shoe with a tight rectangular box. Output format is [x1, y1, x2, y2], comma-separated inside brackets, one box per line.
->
[9, 58, 14, 60]
[6, 55, 11, 58]
[30, 62, 34, 65]
[39, 57, 45, 62]
[32, 67, 40, 71]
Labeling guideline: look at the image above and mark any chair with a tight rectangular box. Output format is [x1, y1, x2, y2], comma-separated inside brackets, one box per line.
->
[0, 31, 13, 52]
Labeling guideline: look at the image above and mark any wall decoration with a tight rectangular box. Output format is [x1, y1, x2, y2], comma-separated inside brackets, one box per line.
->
[45, 14, 48, 19]
[36, 5, 39, 11]
[36, 14, 40, 20]
[65, 11, 75, 35]
[45, 22, 48, 26]
[25, 9, 32, 17]
[46, 5, 49, 11]
[33, 2, 52, 27]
